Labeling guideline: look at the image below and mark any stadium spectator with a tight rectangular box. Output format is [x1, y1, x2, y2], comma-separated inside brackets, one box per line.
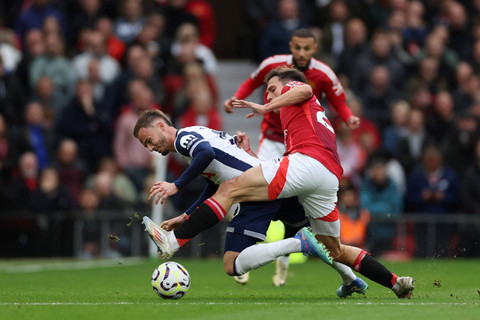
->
[57, 79, 113, 172]
[113, 80, 157, 193]
[337, 18, 369, 86]
[14, 29, 45, 97]
[3, 151, 39, 211]
[172, 61, 219, 124]
[157, 0, 198, 44]
[170, 22, 217, 75]
[382, 100, 411, 155]
[259, 0, 308, 61]
[0, 52, 26, 127]
[319, 0, 349, 69]
[95, 17, 126, 64]
[352, 29, 407, 96]
[441, 111, 479, 176]
[344, 96, 381, 153]
[360, 156, 403, 256]
[20, 101, 56, 170]
[29, 76, 60, 120]
[361, 65, 402, 132]
[113, 0, 147, 46]
[129, 54, 165, 106]
[0, 28, 22, 74]
[394, 108, 432, 174]
[0, 114, 22, 182]
[84, 156, 138, 206]
[444, 1, 473, 62]
[72, 30, 120, 85]
[402, 0, 429, 56]
[461, 138, 480, 214]
[426, 90, 456, 146]
[415, 32, 459, 90]
[69, 0, 104, 49]
[452, 73, 480, 114]
[338, 185, 370, 249]
[185, 0, 216, 49]
[405, 144, 460, 256]
[51, 138, 88, 205]
[336, 122, 367, 188]
[28, 166, 72, 214]
[29, 33, 73, 107]
[14, 0, 67, 43]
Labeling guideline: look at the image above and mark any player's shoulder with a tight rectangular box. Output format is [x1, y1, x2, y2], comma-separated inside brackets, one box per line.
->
[258, 54, 291, 70]
[177, 126, 210, 136]
[308, 58, 339, 82]
[175, 126, 208, 150]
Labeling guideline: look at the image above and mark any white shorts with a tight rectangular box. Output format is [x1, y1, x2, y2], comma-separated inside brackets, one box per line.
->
[257, 136, 285, 161]
[260, 153, 340, 237]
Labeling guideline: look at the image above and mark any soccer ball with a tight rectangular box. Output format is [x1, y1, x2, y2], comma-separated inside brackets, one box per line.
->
[151, 261, 191, 299]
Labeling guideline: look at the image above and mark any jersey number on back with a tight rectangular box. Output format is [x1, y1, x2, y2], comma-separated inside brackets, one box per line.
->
[316, 110, 334, 133]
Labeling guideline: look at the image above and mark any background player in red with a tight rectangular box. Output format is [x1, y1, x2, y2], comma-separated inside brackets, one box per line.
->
[223, 28, 360, 286]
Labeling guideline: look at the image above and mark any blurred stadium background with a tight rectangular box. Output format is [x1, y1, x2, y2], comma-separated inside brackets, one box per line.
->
[1, 0, 480, 261]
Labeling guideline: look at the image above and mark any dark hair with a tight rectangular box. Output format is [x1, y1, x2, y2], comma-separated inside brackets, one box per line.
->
[133, 110, 173, 138]
[264, 66, 307, 84]
[292, 28, 317, 42]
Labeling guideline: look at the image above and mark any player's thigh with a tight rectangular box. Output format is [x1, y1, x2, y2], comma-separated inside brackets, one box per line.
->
[217, 166, 270, 203]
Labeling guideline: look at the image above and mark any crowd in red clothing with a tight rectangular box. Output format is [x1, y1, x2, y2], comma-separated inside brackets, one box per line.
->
[1, 0, 480, 258]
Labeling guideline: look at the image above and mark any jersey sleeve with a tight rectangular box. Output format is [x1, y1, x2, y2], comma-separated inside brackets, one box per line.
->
[322, 71, 352, 122]
[174, 130, 215, 190]
[184, 180, 218, 215]
[281, 81, 306, 94]
[175, 130, 207, 157]
[234, 57, 274, 99]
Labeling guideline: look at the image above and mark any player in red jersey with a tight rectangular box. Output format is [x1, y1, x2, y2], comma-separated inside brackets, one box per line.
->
[224, 28, 360, 161]
[224, 28, 360, 286]
[154, 67, 414, 298]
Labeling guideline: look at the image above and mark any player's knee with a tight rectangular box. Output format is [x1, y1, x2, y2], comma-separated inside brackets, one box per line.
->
[218, 178, 241, 202]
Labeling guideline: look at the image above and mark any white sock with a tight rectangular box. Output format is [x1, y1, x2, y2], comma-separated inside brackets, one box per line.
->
[331, 261, 356, 285]
[167, 231, 180, 251]
[235, 238, 301, 275]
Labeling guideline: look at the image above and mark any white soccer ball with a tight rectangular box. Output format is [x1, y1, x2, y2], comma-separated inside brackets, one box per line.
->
[151, 261, 191, 299]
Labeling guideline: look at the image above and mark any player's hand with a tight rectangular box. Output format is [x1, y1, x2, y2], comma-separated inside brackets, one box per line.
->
[224, 97, 237, 113]
[346, 115, 361, 130]
[232, 100, 265, 118]
[160, 213, 187, 231]
[149, 181, 179, 205]
[236, 131, 251, 150]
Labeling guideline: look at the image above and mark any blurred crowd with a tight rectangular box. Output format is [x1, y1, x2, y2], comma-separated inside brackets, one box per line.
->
[0, 0, 480, 258]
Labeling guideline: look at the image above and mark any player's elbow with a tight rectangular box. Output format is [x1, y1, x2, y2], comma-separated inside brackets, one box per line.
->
[300, 85, 313, 100]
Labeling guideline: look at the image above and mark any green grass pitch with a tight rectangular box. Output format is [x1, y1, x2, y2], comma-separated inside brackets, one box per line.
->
[0, 258, 478, 320]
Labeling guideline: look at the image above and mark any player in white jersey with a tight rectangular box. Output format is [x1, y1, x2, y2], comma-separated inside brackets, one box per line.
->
[135, 110, 333, 280]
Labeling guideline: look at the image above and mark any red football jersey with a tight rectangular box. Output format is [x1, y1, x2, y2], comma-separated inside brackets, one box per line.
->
[280, 81, 343, 181]
[234, 55, 352, 143]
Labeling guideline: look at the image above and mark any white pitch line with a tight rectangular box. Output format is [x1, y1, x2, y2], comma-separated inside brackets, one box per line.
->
[0, 258, 146, 273]
[0, 302, 472, 306]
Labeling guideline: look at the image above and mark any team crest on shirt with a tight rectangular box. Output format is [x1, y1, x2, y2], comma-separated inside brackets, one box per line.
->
[179, 134, 197, 149]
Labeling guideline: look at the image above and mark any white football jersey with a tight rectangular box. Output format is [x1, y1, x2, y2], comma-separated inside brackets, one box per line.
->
[174, 126, 260, 185]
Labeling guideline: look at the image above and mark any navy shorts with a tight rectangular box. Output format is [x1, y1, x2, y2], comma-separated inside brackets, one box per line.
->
[224, 197, 309, 253]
